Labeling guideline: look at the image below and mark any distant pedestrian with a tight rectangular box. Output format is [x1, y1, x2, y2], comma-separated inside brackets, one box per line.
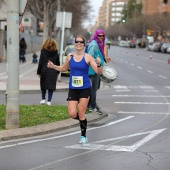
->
[37, 38, 60, 106]
[19, 38, 27, 62]
[47, 35, 102, 144]
[107, 40, 111, 49]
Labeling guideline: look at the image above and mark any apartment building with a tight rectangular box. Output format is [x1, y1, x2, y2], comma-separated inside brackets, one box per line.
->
[142, 0, 170, 15]
[96, 0, 170, 28]
[97, 0, 110, 28]
[110, 0, 128, 26]
[96, 0, 128, 28]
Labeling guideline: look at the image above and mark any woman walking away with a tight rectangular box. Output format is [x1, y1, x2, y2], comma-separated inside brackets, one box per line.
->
[37, 38, 60, 106]
[47, 35, 102, 144]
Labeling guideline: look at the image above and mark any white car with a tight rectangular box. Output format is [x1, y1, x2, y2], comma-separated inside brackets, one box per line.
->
[147, 43, 154, 51]
[166, 45, 170, 53]
[62, 45, 75, 75]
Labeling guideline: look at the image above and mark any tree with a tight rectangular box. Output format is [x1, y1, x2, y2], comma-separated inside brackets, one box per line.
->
[26, 0, 92, 40]
[145, 13, 170, 40]
[122, 0, 142, 21]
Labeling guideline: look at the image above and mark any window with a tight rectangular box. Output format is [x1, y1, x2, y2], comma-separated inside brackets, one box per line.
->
[163, 0, 168, 4]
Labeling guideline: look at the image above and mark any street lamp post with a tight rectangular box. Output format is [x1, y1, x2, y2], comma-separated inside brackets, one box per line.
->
[6, 0, 20, 129]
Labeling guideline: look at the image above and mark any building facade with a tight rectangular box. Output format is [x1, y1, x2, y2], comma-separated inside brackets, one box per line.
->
[110, 0, 128, 26]
[96, 0, 128, 28]
[142, 0, 170, 15]
[96, 0, 170, 29]
[98, 0, 110, 28]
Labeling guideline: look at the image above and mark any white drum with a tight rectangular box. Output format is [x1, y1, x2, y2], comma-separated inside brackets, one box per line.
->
[100, 65, 117, 83]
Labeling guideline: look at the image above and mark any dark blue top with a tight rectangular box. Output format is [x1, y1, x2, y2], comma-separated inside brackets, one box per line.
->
[69, 54, 91, 89]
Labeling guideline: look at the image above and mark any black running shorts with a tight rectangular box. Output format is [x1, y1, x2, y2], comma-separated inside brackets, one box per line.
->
[67, 87, 91, 101]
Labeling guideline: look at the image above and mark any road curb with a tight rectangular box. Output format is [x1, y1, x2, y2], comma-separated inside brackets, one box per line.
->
[0, 112, 108, 141]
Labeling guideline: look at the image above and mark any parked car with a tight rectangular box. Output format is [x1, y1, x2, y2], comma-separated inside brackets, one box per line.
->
[118, 40, 130, 47]
[147, 42, 154, 51]
[129, 40, 136, 48]
[161, 43, 170, 53]
[152, 42, 163, 52]
[138, 42, 146, 48]
[62, 44, 75, 75]
[166, 45, 170, 53]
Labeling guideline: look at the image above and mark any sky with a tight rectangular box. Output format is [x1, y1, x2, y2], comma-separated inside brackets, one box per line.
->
[83, 0, 103, 28]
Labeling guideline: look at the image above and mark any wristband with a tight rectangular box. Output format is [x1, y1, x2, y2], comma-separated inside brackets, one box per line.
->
[97, 64, 101, 67]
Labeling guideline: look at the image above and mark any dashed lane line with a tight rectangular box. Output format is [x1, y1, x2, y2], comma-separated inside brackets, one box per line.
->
[112, 95, 170, 97]
[114, 102, 170, 105]
[118, 111, 170, 115]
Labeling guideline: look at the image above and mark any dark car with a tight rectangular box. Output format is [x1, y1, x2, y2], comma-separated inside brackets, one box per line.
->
[129, 40, 136, 48]
[152, 42, 163, 52]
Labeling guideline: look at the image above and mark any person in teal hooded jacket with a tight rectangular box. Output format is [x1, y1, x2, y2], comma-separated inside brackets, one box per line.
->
[87, 29, 111, 113]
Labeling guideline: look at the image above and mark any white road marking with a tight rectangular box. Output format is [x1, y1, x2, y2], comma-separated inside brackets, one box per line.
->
[19, 65, 37, 78]
[147, 70, 153, 73]
[114, 102, 170, 105]
[0, 116, 134, 149]
[137, 66, 143, 69]
[114, 85, 128, 89]
[0, 72, 7, 76]
[139, 86, 154, 89]
[66, 129, 166, 152]
[113, 85, 170, 90]
[158, 75, 168, 79]
[0, 76, 7, 79]
[115, 90, 130, 92]
[1, 61, 32, 78]
[112, 95, 170, 97]
[118, 111, 170, 115]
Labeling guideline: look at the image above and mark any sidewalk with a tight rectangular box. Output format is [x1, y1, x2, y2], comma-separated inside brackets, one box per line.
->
[0, 54, 108, 141]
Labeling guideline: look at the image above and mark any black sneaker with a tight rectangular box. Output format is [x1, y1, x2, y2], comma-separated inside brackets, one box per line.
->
[93, 107, 103, 115]
[87, 105, 93, 112]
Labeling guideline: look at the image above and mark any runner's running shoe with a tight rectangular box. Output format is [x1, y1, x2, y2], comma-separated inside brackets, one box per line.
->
[79, 136, 88, 144]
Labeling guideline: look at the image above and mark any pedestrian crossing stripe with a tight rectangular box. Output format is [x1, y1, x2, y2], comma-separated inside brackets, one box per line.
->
[66, 129, 166, 152]
[114, 85, 128, 89]
[139, 86, 154, 89]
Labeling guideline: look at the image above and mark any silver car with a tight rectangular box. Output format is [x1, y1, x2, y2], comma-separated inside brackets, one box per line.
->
[161, 43, 170, 53]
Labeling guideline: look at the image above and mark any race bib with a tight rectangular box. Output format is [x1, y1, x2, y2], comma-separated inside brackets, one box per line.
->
[72, 76, 83, 87]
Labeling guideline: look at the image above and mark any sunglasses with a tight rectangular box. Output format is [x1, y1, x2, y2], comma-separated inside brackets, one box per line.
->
[75, 40, 84, 44]
[98, 35, 105, 38]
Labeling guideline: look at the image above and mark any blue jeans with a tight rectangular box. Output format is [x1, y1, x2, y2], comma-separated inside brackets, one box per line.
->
[19, 51, 26, 62]
[41, 89, 53, 102]
[88, 73, 100, 108]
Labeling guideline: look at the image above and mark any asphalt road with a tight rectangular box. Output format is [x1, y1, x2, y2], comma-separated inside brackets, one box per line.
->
[0, 46, 170, 170]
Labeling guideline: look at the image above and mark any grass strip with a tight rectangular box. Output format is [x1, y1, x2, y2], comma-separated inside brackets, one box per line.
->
[0, 105, 69, 130]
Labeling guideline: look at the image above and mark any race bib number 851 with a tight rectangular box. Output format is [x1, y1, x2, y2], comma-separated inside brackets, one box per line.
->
[72, 76, 83, 87]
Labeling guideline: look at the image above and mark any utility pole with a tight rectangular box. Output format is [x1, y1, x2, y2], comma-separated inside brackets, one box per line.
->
[58, 11, 66, 81]
[6, 0, 20, 129]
